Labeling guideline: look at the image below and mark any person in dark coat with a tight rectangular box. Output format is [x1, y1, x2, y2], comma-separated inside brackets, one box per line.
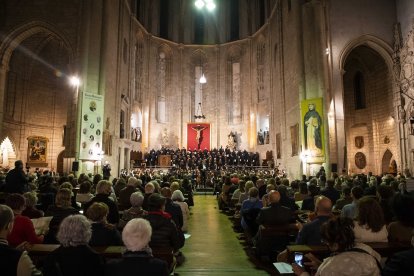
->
[118, 177, 139, 211]
[144, 193, 183, 252]
[382, 246, 414, 275]
[42, 215, 105, 276]
[44, 188, 79, 244]
[83, 180, 119, 225]
[256, 190, 295, 226]
[105, 218, 169, 276]
[4, 160, 28, 194]
[85, 202, 122, 246]
[296, 196, 332, 245]
[320, 179, 340, 205]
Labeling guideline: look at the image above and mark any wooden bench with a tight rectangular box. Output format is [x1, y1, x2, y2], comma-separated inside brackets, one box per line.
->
[28, 244, 176, 273]
[286, 242, 412, 263]
[254, 224, 299, 257]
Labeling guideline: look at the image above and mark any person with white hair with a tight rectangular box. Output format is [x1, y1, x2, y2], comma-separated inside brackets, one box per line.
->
[42, 215, 104, 276]
[105, 218, 168, 276]
[171, 190, 190, 232]
[118, 192, 147, 229]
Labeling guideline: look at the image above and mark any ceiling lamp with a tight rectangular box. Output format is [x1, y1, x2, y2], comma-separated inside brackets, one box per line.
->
[206, 0, 216, 11]
[195, 0, 215, 11]
[195, 0, 205, 9]
[199, 73, 207, 84]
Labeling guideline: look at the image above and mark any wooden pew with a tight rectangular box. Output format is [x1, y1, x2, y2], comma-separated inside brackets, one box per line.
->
[286, 242, 412, 263]
[27, 244, 176, 274]
[254, 224, 299, 257]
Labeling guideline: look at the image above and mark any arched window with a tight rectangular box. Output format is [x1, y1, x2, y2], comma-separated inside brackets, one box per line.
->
[354, 71, 366, 109]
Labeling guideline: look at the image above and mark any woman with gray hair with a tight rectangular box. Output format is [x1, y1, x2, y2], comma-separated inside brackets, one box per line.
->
[42, 215, 104, 276]
[105, 218, 168, 276]
[171, 190, 190, 232]
[83, 180, 119, 225]
[119, 192, 147, 229]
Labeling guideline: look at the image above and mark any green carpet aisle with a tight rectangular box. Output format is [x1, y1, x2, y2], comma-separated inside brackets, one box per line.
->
[175, 195, 270, 275]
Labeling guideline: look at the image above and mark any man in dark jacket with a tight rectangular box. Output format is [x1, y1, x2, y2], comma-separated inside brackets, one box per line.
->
[256, 190, 295, 226]
[296, 196, 332, 245]
[5, 160, 28, 194]
[144, 193, 183, 252]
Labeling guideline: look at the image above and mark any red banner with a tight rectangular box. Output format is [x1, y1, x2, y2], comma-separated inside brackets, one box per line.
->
[187, 123, 210, 151]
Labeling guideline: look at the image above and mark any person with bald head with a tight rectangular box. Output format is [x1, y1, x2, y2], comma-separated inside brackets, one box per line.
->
[296, 195, 333, 245]
[256, 190, 295, 226]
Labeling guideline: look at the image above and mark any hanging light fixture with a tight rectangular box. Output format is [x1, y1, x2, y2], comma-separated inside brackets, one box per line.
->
[199, 73, 206, 84]
[195, 0, 215, 11]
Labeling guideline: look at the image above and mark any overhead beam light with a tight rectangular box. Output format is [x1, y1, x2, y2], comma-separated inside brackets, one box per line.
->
[195, 0, 215, 11]
[69, 76, 81, 87]
[206, 0, 216, 11]
[195, 0, 205, 9]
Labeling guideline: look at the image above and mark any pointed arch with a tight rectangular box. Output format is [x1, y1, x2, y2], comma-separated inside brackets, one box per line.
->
[0, 20, 74, 66]
[0, 136, 17, 167]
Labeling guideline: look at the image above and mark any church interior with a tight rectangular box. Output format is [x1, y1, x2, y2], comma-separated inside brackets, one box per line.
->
[0, 0, 412, 178]
[0, 0, 414, 275]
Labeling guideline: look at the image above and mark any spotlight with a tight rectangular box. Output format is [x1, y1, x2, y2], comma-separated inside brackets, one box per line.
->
[195, 0, 204, 9]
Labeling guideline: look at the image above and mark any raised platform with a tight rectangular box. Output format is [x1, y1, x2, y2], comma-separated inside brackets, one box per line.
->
[194, 187, 215, 195]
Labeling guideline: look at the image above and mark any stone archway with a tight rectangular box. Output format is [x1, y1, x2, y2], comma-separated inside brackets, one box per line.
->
[342, 43, 396, 174]
[0, 136, 17, 168]
[0, 21, 74, 169]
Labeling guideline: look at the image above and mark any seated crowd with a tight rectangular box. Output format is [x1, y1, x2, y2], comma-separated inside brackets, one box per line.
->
[218, 167, 414, 275]
[1, 159, 414, 275]
[0, 160, 195, 276]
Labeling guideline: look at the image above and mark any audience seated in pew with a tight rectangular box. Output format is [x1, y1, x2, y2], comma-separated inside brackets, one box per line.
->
[144, 193, 184, 252]
[301, 184, 319, 212]
[0, 204, 39, 276]
[83, 180, 119, 225]
[341, 186, 364, 219]
[240, 187, 262, 235]
[42, 214, 105, 276]
[105, 218, 169, 276]
[86, 202, 122, 247]
[382, 230, 414, 275]
[44, 188, 79, 244]
[172, 190, 190, 232]
[254, 190, 296, 257]
[75, 180, 94, 206]
[353, 196, 388, 243]
[118, 192, 147, 229]
[333, 186, 352, 211]
[387, 193, 414, 243]
[6, 193, 44, 247]
[160, 187, 183, 230]
[22, 192, 44, 219]
[118, 177, 140, 211]
[296, 196, 332, 246]
[292, 217, 381, 276]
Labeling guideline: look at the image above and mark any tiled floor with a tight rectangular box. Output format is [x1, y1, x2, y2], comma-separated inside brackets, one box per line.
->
[175, 195, 271, 275]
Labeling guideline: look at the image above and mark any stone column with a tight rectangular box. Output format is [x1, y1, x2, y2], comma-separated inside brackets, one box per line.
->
[0, 63, 9, 138]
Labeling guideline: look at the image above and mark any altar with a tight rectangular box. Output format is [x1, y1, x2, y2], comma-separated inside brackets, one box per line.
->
[158, 155, 171, 167]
